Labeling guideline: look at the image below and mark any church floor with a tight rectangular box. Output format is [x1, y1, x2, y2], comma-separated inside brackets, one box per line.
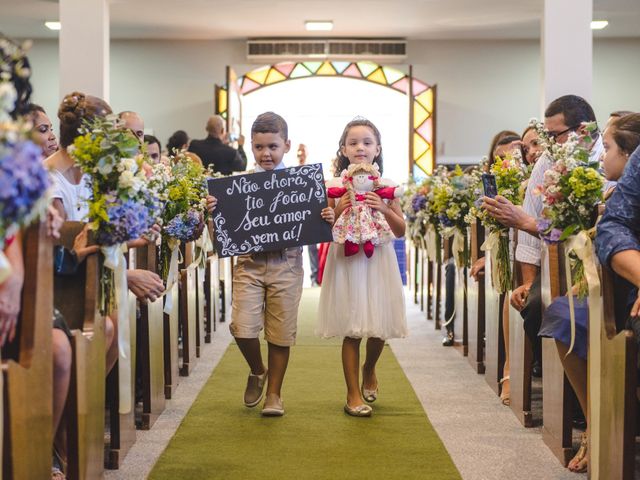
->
[106, 288, 582, 479]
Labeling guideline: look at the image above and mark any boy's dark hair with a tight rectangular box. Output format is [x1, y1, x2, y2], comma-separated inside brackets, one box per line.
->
[166, 129, 189, 154]
[335, 118, 384, 176]
[251, 112, 288, 141]
[144, 134, 161, 151]
[545, 95, 598, 135]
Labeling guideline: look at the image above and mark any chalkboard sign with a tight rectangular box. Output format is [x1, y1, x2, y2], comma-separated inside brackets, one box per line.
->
[207, 164, 333, 257]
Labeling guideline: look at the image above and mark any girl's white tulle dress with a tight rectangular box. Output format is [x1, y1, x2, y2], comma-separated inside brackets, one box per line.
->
[315, 240, 407, 340]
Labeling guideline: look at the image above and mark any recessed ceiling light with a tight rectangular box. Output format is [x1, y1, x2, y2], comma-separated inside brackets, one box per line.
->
[45, 21, 61, 31]
[305, 21, 333, 32]
[590, 20, 609, 30]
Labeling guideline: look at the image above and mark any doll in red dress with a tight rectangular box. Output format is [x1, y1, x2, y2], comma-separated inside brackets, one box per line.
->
[326, 163, 403, 258]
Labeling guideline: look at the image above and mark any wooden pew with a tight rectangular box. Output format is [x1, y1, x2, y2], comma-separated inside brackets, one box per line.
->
[179, 242, 198, 376]
[467, 223, 485, 373]
[453, 234, 468, 355]
[426, 243, 433, 321]
[419, 244, 425, 312]
[105, 247, 137, 469]
[203, 221, 217, 341]
[540, 243, 575, 466]
[135, 242, 166, 430]
[588, 266, 637, 479]
[509, 234, 534, 427]
[2, 222, 53, 479]
[204, 251, 219, 340]
[412, 243, 419, 305]
[484, 233, 505, 396]
[53, 221, 106, 479]
[219, 257, 233, 323]
[163, 267, 180, 399]
[195, 259, 206, 357]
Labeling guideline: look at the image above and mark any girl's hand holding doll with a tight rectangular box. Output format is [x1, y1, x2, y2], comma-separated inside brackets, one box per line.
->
[321, 207, 335, 225]
[333, 193, 351, 219]
[364, 191, 390, 215]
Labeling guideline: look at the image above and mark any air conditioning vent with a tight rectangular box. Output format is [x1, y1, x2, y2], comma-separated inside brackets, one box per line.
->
[246, 39, 407, 62]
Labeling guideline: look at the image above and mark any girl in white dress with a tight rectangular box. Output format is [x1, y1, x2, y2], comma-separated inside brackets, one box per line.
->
[316, 118, 407, 417]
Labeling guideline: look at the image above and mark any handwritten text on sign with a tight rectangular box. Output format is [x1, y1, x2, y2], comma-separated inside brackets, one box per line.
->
[207, 164, 333, 257]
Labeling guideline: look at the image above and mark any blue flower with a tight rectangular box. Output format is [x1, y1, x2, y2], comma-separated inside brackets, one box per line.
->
[95, 198, 152, 245]
[536, 218, 552, 233]
[0, 140, 49, 239]
[411, 194, 427, 213]
[164, 209, 204, 242]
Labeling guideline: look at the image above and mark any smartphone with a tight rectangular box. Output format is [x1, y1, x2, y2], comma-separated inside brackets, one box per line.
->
[482, 173, 498, 198]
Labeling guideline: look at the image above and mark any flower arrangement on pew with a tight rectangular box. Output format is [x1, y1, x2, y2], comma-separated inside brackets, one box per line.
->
[471, 150, 526, 293]
[535, 122, 603, 298]
[158, 151, 209, 312]
[71, 115, 161, 311]
[71, 114, 161, 415]
[401, 180, 428, 250]
[431, 165, 478, 268]
[0, 36, 50, 282]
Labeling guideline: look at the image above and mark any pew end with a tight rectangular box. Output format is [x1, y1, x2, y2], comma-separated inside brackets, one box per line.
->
[2, 222, 54, 479]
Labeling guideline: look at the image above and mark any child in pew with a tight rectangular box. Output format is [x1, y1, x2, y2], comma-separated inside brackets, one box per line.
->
[540, 113, 640, 473]
[315, 118, 407, 417]
[206, 112, 335, 416]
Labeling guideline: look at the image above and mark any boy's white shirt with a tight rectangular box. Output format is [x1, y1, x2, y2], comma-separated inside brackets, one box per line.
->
[254, 161, 286, 173]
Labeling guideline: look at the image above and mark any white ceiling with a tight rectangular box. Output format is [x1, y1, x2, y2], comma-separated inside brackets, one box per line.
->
[1, 0, 639, 40]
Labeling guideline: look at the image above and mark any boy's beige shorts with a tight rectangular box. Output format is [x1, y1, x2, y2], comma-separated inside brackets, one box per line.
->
[230, 247, 304, 347]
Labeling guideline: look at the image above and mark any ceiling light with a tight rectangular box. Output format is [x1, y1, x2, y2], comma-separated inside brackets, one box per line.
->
[305, 21, 333, 32]
[45, 21, 61, 31]
[590, 20, 608, 30]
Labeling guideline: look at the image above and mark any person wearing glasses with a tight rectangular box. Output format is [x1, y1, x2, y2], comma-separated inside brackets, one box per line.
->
[482, 95, 604, 378]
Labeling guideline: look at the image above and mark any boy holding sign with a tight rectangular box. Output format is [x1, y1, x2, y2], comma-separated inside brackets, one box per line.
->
[207, 112, 334, 416]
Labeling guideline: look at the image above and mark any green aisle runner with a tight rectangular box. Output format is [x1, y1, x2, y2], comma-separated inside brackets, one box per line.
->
[150, 288, 460, 479]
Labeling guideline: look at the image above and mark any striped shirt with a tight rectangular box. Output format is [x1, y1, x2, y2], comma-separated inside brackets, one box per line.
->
[515, 136, 604, 266]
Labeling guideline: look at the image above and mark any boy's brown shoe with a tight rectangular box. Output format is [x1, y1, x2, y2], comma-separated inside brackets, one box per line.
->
[262, 393, 284, 416]
[244, 371, 267, 407]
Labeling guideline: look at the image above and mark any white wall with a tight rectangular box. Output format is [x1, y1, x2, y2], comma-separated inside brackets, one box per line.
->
[26, 37, 640, 166]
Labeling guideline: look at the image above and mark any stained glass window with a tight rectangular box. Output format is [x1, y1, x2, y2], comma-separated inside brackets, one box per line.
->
[218, 61, 436, 176]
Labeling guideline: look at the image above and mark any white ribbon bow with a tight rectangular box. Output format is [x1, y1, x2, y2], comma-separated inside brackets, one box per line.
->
[101, 243, 132, 414]
[425, 224, 437, 262]
[481, 230, 502, 292]
[163, 238, 181, 315]
[563, 230, 601, 356]
[452, 229, 467, 269]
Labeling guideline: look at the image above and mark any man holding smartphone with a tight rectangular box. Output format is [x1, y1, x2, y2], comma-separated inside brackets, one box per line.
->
[482, 95, 604, 376]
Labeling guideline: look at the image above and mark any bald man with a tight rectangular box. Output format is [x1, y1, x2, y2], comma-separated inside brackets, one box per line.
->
[188, 115, 247, 175]
[119, 110, 145, 143]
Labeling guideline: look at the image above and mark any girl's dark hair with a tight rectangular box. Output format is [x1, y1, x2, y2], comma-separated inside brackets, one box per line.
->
[609, 113, 640, 156]
[335, 118, 383, 176]
[58, 91, 112, 148]
[166, 130, 189, 154]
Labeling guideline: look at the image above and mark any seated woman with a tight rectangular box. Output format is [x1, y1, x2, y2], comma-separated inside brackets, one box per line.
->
[542, 113, 640, 473]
